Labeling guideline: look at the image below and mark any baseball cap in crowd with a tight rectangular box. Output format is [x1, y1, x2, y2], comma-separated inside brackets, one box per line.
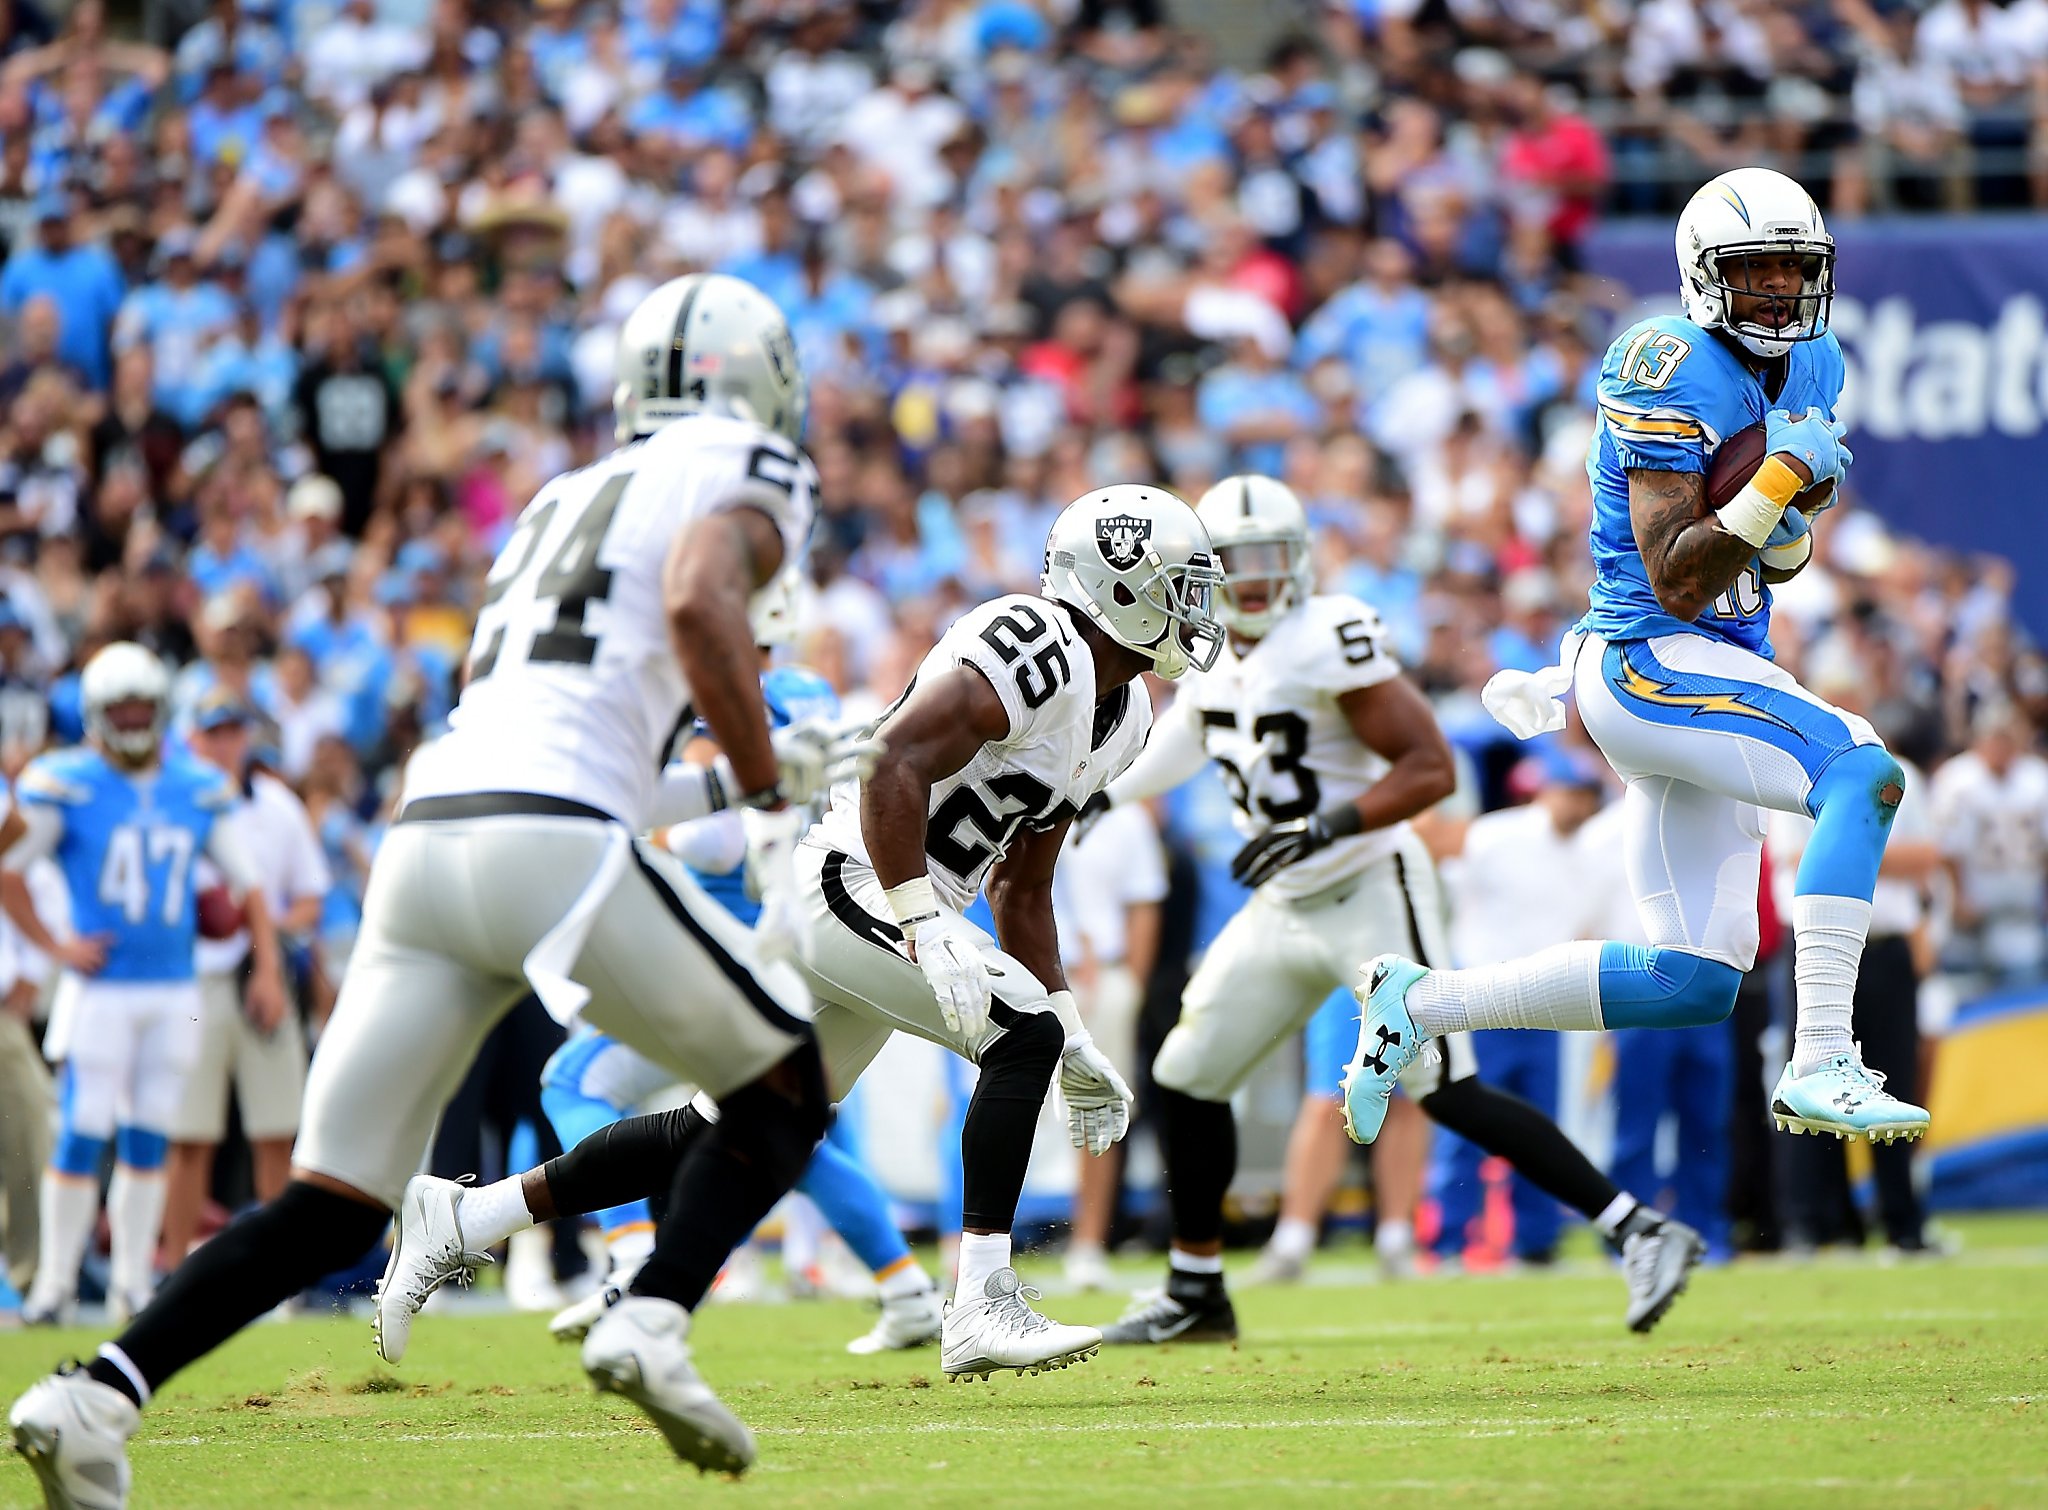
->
[193, 687, 255, 732]
[288, 473, 344, 523]
[33, 194, 68, 223]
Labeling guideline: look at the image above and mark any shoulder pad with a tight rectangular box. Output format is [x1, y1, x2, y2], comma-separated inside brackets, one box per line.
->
[17, 751, 95, 805]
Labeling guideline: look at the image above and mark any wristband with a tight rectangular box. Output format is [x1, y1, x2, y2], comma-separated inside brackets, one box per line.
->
[1760, 532, 1813, 573]
[1318, 802, 1364, 839]
[1716, 456, 1807, 549]
[1046, 989, 1084, 1039]
[736, 783, 784, 812]
[884, 875, 940, 927]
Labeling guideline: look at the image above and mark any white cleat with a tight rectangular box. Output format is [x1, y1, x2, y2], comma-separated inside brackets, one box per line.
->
[551, 1256, 640, 1344]
[373, 1174, 494, 1364]
[846, 1285, 944, 1355]
[10, 1368, 139, 1509]
[581, 1296, 755, 1475]
[1770, 1051, 1929, 1144]
[1617, 1209, 1706, 1334]
[941, 1268, 1100, 1381]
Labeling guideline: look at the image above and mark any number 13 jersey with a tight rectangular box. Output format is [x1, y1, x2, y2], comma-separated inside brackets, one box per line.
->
[1176, 593, 1405, 901]
[410, 414, 817, 829]
[812, 593, 1152, 913]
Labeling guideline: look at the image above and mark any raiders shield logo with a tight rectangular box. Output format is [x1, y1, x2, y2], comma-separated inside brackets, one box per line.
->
[1096, 513, 1152, 571]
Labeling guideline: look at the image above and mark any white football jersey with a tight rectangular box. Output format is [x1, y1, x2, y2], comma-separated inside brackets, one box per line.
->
[812, 593, 1152, 912]
[411, 414, 816, 827]
[1176, 592, 1405, 900]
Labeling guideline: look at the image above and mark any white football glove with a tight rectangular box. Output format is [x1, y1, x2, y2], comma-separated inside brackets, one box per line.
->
[770, 717, 886, 806]
[1059, 1030, 1134, 1157]
[903, 906, 990, 1038]
[741, 806, 809, 968]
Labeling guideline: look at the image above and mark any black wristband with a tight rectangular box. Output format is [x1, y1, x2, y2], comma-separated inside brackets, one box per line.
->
[1319, 802, 1365, 839]
[736, 783, 784, 811]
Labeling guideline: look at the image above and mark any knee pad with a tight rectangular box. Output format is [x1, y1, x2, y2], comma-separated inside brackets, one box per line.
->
[1599, 943, 1742, 1029]
[117, 1127, 169, 1172]
[979, 1007, 1064, 1098]
[1811, 743, 1905, 823]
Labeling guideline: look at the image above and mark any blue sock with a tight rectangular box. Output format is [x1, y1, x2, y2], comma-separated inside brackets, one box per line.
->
[1597, 943, 1742, 1030]
[797, 1136, 911, 1277]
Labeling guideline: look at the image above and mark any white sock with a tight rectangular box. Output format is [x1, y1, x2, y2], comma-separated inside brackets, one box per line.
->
[29, 1173, 98, 1309]
[1269, 1217, 1317, 1262]
[1790, 894, 1869, 1075]
[107, 1166, 167, 1300]
[459, 1176, 537, 1250]
[954, 1231, 1011, 1305]
[1405, 941, 1606, 1034]
[1593, 1193, 1639, 1239]
[1168, 1247, 1223, 1276]
[1375, 1217, 1414, 1257]
[877, 1257, 932, 1300]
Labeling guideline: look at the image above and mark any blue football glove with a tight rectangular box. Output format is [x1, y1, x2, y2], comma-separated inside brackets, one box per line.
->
[1765, 408, 1850, 490]
[1762, 504, 1811, 553]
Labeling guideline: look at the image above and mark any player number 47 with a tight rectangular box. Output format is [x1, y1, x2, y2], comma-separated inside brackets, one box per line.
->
[1618, 330, 1692, 391]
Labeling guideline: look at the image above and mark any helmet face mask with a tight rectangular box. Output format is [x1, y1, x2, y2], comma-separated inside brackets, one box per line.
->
[82, 642, 170, 764]
[1676, 168, 1834, 361]
[1194, 475, 1315, 639]
[1040, 485, 1224, 681]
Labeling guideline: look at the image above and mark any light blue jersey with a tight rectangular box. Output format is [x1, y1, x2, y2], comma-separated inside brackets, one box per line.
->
[16, 746, 235, 982]
[686, 665, 842, 923]
[1579, 313, 1846, 660]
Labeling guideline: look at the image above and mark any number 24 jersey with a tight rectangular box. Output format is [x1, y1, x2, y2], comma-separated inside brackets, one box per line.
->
[1172, 592, 1404, 901]
[813, 593, 1152, 913]
[411, 413, 817, 829]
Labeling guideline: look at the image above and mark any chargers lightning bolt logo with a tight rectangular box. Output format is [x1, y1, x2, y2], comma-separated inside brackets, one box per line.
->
[1612, 653, 1804, 739]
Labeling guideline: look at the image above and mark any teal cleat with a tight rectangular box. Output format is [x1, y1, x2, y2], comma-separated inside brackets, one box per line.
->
[1340, 955, 1430, 1145]
[1771, 1049, 1929, 1144]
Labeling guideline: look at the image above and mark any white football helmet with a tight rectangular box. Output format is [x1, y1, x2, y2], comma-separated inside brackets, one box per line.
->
[612, 273, 807, 444]
[1194, 475, 1315, 639]
[1041, 484, 1223, 680]
[1675, 167, 1834, 360]
[82, 641, 171, 761]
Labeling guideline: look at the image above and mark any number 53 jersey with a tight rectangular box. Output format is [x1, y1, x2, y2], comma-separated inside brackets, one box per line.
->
[1177, 593, 1406, 902]
[813, 593, 1152, 912]
[414, 413, 817, 828]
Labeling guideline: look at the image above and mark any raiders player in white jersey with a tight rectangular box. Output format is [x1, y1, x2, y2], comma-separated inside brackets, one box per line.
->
[1083, 477, 1706, 1347]
[8, 274, 883, 1503]
[384, 485, 1225, 1383]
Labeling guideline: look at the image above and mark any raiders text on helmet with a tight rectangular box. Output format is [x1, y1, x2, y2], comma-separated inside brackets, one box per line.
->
[612, 273, 808, 444]
[1041, 485, 1223, 680]
[1195, 475, 1316, 639]
[1675, 166, 1834, 361]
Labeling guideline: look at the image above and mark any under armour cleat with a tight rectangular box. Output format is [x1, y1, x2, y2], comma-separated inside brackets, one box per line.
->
[374, 1174, 494, 1364]
[1615, 1207, 1706, 1334]
[1341, 955, 1430, 1144]
[582, 1297, 754, 1475]
[941, 1269, 1100, 1380]
[846, 1284, 944, 1355]
[1100, 1277, 1239, 1345]
[1771, 1051, 1929, 1143]
[10, 1365, 138, 1509]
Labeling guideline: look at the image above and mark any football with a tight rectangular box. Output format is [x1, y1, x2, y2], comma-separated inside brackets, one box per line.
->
[1706, 421, 1837, 515]
[195, 882, 246, 940]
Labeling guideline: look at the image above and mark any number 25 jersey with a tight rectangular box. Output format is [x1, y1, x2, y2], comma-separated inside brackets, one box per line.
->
[812, 594, 1152, 913]
[1172, 593, 1405, 902]
[411, 413, 817, 829]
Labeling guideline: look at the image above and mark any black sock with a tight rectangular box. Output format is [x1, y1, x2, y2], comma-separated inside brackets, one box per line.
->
[1420, 1075, 1620, 1220]
[541, 1105, 710, 1218]
[1160, 1088, 1237, 1249]
[959, 1009, 1063, 1230]
[632, 1040, 829, 1309]
[90, 1182, 390, 1403]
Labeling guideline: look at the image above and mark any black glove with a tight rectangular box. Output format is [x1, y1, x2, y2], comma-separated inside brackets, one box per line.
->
[1073, 788, 1112, 843]
[1230, 804, 1363, 888]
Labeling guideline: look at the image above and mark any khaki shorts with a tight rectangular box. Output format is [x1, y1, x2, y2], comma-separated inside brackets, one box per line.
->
[294, 809, 811, 1209]
[171, 972, 308, 1144]
[1154, 830, 1475, 1104]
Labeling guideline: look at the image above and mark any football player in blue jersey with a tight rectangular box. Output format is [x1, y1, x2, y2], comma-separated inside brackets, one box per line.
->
[534, 660, 944, 1356]
[2, 648, 288, 1325]
[1342, 166, 1929, 1149]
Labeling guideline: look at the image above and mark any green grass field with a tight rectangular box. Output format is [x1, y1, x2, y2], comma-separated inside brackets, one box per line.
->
[6, 1217, 2047, 1509]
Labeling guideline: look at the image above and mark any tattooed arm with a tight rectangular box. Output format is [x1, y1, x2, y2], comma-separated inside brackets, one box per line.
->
[1627, 468, 1756, 622]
